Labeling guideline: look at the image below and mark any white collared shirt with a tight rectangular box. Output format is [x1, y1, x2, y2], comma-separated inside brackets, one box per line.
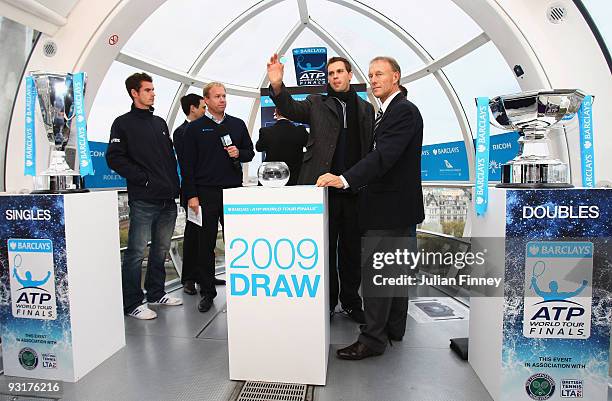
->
[205, 110, 226, 124]
[379, 90, 401, 114]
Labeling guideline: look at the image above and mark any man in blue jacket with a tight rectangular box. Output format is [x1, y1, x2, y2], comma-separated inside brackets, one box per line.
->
[182, 82, 255, 313]
[106, 72, 183, 320]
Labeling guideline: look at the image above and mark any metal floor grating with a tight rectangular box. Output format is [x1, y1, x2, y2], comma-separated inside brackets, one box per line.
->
[236, 381, 308, 401]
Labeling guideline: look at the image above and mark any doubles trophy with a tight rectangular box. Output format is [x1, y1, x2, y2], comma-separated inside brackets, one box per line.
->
[489, 89, 585, 188]
[24, 72, 93, 193]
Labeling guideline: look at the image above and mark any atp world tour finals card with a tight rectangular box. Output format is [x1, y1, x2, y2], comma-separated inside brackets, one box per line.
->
[523, 241, 593, 340]
[8, 238, 58, 321]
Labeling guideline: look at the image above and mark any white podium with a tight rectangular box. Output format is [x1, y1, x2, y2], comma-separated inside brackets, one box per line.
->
[0, 191, 125, 382]
[223, 186, 329, 385]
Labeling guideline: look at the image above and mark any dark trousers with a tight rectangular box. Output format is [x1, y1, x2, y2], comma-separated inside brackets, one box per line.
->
[181, 218, 201, 284]
[358, 225, 416, 353]
[328, 192, 362, 311]
[122, 199, 177, 313]
[192, 186, 224, 299]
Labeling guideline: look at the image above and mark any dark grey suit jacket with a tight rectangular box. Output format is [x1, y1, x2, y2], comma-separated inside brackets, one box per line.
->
[270, 83, 375, 184]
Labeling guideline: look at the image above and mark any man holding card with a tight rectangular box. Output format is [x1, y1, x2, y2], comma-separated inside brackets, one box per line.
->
[182, 82, 254, 313]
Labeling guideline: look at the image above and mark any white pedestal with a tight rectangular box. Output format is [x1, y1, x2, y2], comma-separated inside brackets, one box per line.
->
[468, 188, 507, 401]
[223, 186, 329, 385]
[1, 191, 125, 382]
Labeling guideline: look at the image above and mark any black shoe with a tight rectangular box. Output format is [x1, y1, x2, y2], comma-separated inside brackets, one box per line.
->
[344, 307, 365, 324]
[213, 278, 226, 286]
[198, 297, 213, 313]
[388, 334, 403, 342]
[336, 341, 383, 360]
[183, 281, 197, 295]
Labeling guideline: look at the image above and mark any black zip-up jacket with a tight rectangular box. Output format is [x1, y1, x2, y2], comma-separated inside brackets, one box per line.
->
[106, 105, 180, 201]
[182, 114, 254, 201]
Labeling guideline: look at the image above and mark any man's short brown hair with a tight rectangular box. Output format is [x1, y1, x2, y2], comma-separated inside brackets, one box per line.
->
[125, 72, 152, 99]
[203, 82, 226, 98]
[327, 56, 352, 73]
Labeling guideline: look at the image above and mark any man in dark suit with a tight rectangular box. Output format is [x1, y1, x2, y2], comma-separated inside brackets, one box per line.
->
[267, 54, 375, 323]
[182, 82, 254, 313]
[256, 109, 308, 186]
[317, 56, 425, 359]
[173, 94, 226, 295]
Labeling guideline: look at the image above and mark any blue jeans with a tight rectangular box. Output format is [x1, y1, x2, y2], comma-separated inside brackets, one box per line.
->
[122, 199, 177, 313]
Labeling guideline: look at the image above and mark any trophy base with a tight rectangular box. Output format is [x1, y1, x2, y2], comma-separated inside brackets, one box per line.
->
[496, 182, 573, 189]
[33, 175, 89, 194]
[498, 162, 571, 188]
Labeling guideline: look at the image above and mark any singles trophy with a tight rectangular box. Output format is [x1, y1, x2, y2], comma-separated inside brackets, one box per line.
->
[26, 72, 92, 193]
[489, 89, 585, 188]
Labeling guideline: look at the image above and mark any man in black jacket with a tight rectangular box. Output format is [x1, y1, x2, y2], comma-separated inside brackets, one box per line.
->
[256, 109, 308, 186]
[317, 56, 424, 359]
[173, 94, 207, 295]
[267, 54, 374, 323]
[182, 82, 254, 313]
[106, 72, 183, 320]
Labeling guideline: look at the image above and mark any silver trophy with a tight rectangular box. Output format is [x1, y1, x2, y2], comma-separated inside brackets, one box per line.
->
[31, 72, 87, 193]
[489, 89, 585, 188]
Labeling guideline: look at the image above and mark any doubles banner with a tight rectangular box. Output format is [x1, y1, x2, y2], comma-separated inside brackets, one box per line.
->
[0, 195, 74, 380]
[502, 189, 611, 401]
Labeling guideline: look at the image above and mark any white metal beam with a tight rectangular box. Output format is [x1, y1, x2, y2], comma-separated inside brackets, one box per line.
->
[297, 0, 309, 24]
[116, 51, 260, 97]
[0, 0, 67, 35]
[327, 0, 475, 181]
[165, 0, 283, 130]
[401, 33, 490, 84]
[247, 21, 306, 137]
[306, 18, 378, 106]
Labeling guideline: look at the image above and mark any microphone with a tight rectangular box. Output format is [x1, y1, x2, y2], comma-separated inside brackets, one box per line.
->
[216, 125, 242, 172]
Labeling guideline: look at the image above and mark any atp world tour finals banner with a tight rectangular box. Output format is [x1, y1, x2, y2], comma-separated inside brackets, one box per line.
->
[502, 189, 611, 401]
[0, 195, 74, 379]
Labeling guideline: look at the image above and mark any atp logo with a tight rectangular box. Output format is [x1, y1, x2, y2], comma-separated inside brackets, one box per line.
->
[8, 239, 58, 320]
[523, 241, 593, 339]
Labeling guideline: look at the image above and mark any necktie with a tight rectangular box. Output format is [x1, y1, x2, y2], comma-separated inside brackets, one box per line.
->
[373, 108, 383, 149]
[374, 108, 383, 131]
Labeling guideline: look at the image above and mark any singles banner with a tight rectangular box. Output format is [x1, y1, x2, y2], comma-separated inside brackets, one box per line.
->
[502, 189, 611, 401]
[0, 195, 74, 380]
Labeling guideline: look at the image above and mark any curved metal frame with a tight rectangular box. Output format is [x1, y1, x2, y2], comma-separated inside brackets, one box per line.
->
[115, 0, 491, 182]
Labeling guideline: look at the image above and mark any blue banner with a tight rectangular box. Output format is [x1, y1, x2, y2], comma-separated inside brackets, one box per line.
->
[502, 189, 611, 401]
[24, 76, 37, 176]
[474, 97, 491, 215]
[578, 95, 595, 188]
[485, 131, 520, 181]
[82, 141, 126, 189]
[420, 140, 469, 181]
[73, 72, 93, 176]
[292, 47, 327, 87]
